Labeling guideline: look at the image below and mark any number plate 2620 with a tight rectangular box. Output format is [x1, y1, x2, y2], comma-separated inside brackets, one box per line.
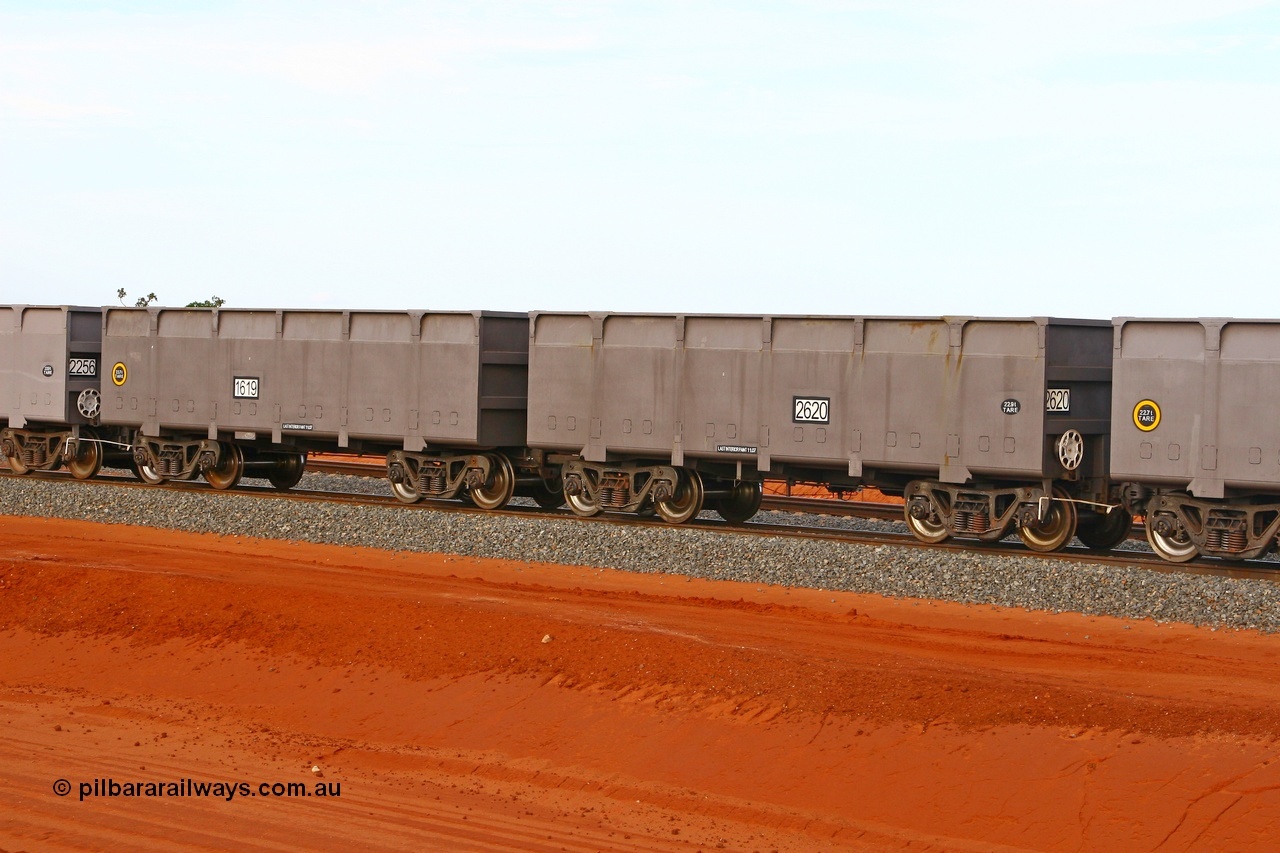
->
[793, 396, 830, 424]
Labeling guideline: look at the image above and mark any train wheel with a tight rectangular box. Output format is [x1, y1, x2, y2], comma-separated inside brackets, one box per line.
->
[904, 491, 950, 544]
[469, 454, 515, 511]
[530, 477, 566, 509]
[204, 444, 244, 491]
[65, 430, 104, 480]
[566, 490, 601, 517]
[715, 481, 762, 524]
[134, 455, 167, 484]
[267, 452, 307, 490]
[4, 449, 31, 475]
[1018, 488, 1077, 552]
[135, 462, 166, 484]
[390, 477, 421, 503]
[131, 432, 166, 484]
[1076, 508, 1133, 551]
[655, 469, 705, 524]
[1145, 521, 1198, 563]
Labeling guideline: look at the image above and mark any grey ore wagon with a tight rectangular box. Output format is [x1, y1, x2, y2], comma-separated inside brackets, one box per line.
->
[1112, 318, 1280, 561]
[528, 312, 1121, 551]
[100, 307, 551, 506]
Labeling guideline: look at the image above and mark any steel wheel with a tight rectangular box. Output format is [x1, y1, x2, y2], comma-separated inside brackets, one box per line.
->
[715, 481, 763, 524]
[530, 478, 566, 509]
[1146, 519, 1198, 563]
[4, 449, 31, 475]
[204, 443, 244, 490]
[469, 454, 515, 510]
[566, 489, 601, 517]
[267, 452, 306, 490]
[135, 461, 166, 484]
[390, 474, 422, 504]
[1076, 508, 1132, 551]
[65, 430, 104, 480]
[905, 505, 950, 544]
[1018, 488, 1077, 552]
[655, 469, 704, 524]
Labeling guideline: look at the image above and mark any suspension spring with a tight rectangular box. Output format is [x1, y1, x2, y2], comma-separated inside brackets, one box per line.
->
[160, 452, 184, 477]
[418, 471, 447, 495]
[600, 486, 629, 508]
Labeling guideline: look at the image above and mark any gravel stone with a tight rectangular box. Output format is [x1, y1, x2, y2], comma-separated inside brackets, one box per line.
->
[5, 473, 1280, 633]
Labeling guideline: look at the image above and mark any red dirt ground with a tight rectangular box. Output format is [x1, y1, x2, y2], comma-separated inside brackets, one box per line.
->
[3, 516, 1280, 851]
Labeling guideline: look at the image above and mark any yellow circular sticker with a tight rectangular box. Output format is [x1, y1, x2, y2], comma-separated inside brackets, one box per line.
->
[111, 362, 127, 386]
[1133, 399, 1160, 431]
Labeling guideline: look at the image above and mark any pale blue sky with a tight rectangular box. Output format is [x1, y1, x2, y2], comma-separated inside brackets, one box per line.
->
[2, 1, 1278, 317]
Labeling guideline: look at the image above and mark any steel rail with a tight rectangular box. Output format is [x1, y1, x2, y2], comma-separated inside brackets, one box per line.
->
[2, 463, 1276, 583]
[304, 457, 1142, 535]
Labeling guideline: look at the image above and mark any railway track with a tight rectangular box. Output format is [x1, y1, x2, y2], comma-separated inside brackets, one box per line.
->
[305, 457, 1146, 536]
[304, 456, 908, 521]
[4, 460, 1277, 583]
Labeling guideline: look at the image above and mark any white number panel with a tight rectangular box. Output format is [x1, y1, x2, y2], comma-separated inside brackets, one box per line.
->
[233, 377, 260, 399]
[68, 357, 98, 377]
[1045, 388, 1071, 413]
[793, 396, 830, 424]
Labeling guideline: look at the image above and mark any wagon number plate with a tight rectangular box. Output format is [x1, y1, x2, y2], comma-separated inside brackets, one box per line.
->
[793, 396, 830, 424]
[1045, 388, 1071, 413]
[233, 377, 260, 399]
[68, 357, 97, 377]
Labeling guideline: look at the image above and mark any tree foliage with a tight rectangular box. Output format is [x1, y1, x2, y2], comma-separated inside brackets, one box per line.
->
[116, 289, 225, 308]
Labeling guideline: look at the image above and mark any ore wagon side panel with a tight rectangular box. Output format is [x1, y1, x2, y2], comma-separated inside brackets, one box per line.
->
[1110, 320, 1210, 492]
[155, 309, 219, 436]
[19, 307, 69, 427]
[596, 315, 678, 460]
[216, 311, 278, 438]
[0, 306, 15, 424]
[858, 319, 955, 479]
[274, 311, 346, 441]
[1216, 322, 1280, 492]
[767, 317, 859, 469]
[527, 312, 598, 455]
[101, 308, 151, 427]
[681, 316, 764, 462]
[345, 312, 417, 443]
[955, 320, 1046, 480]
